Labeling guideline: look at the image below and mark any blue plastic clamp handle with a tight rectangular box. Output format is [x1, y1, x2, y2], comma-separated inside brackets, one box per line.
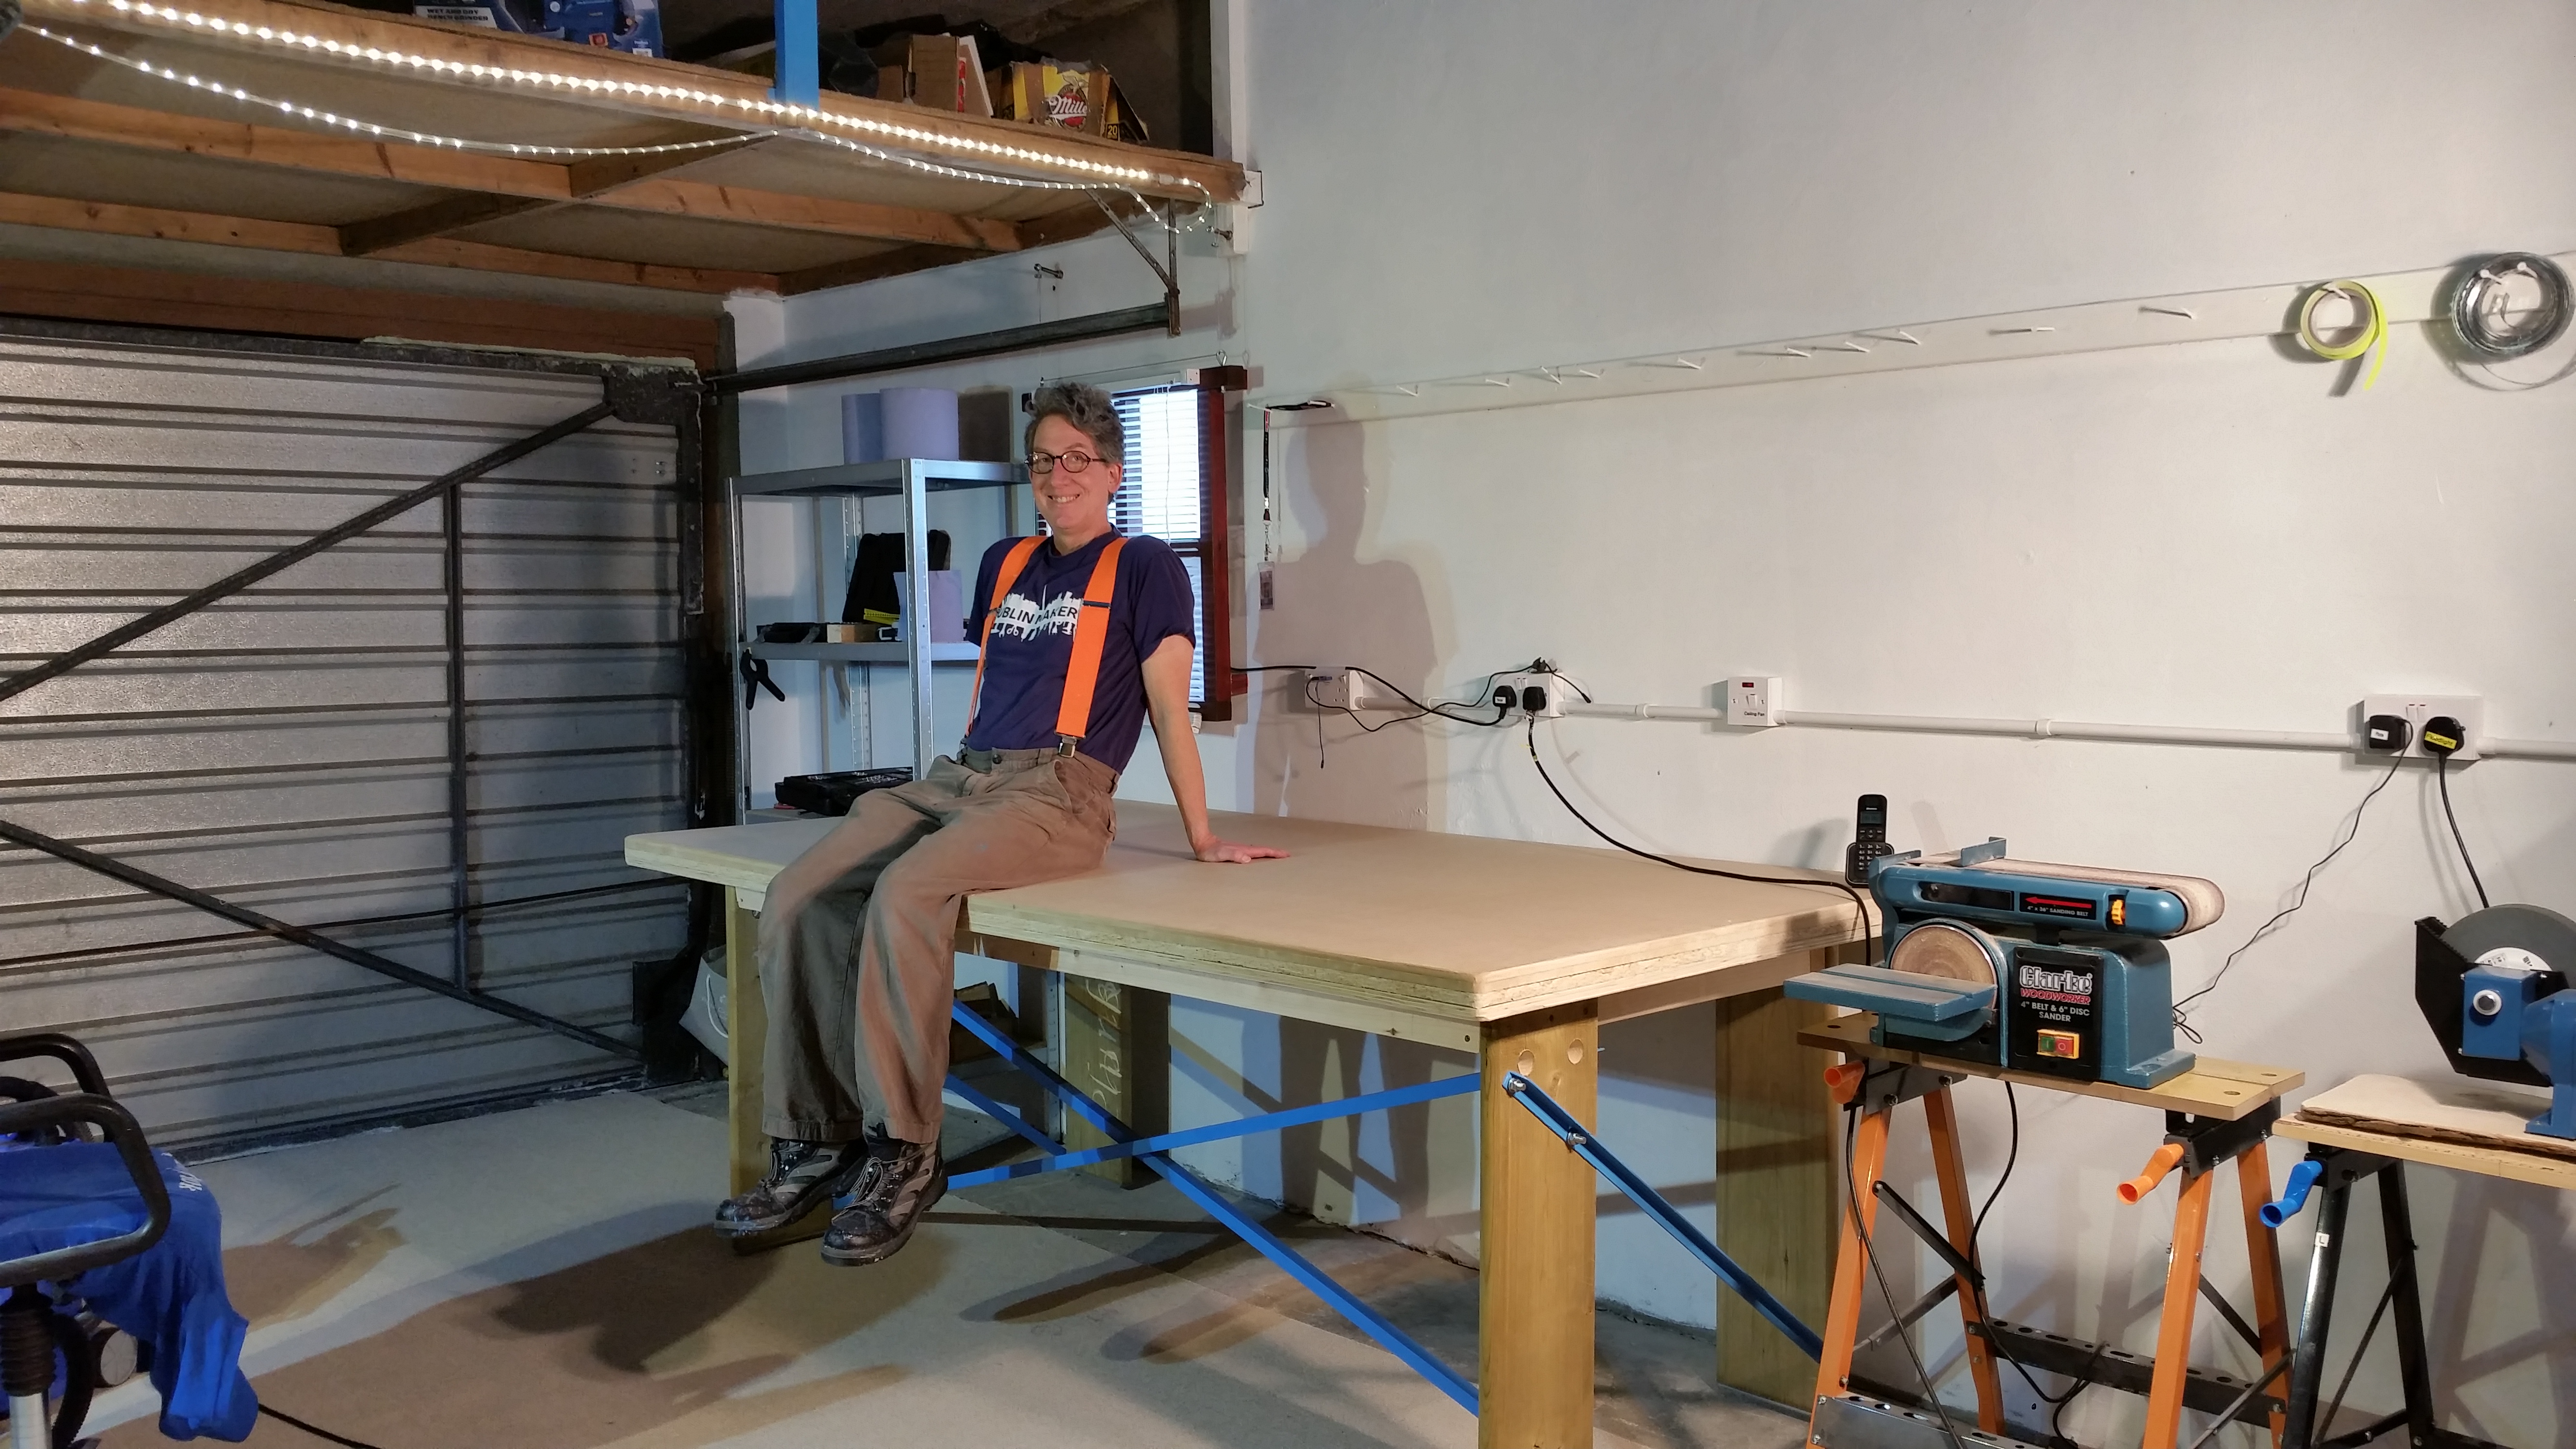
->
[2260, 1159, 2325, 1228]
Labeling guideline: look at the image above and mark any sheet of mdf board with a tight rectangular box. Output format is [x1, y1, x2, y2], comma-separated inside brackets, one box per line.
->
[2296, 1073, 2576, 1165]
[1712, 962, 1841, 1407]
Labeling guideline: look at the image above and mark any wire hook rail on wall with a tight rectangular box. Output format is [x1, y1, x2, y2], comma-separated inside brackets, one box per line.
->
[1256, 250, 2576, 425]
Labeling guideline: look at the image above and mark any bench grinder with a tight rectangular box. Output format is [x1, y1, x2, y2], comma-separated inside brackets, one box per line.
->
[2415, 904, 2576, 1140]
[1786, 838, 2223, 1089]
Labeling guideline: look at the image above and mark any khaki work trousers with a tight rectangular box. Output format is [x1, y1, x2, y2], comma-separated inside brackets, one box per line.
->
[757, 747, 1117, 1145]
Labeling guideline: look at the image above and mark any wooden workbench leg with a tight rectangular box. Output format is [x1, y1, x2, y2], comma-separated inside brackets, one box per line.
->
[1810, 1099, 1890, 1424]
[1924, 1086, 2005, 1433]
[2142, 1166, 2217, 1449]
[1479, 1004, 1599, 1449]
[2235, 1142, 2291, 1448]
[724, 887, 766, 1196]
[1713, 979, 1836, 1407]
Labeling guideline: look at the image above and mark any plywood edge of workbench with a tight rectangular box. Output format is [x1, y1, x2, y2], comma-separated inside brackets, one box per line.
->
[1797, 1013, 2300, 1120]
[624, 835, 778, 896]
[1465, 902, 1871, 1019]
[2278, 1116, 2576, 1192]
[957, 902, 1483, 1018]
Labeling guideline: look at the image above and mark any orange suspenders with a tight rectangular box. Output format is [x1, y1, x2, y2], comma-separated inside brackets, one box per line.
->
[966, 535, 1128, 756]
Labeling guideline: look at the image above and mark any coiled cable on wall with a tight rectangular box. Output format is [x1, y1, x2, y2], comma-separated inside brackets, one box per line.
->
[2296, 279, 2391, 389]
[2447, 252, 2572, 360]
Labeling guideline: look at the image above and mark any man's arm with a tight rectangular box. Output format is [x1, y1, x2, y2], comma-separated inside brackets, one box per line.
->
[1141, 634, 1287, 865]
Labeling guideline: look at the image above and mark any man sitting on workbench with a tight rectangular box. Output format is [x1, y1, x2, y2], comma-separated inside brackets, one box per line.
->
[716, 382, 1288, 1266]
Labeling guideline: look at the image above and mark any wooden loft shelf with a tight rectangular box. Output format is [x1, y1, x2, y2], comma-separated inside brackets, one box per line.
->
[0, 0, 1244, 300]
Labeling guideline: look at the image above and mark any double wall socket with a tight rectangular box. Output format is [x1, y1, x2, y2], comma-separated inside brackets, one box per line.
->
[2358, 694, 2485, 762]
[1493, 670, 1568, 719]
[1308, 667, 1402, 713]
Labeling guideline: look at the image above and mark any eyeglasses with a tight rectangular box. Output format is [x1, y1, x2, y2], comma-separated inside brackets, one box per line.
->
[1028, 449, 1103, 475]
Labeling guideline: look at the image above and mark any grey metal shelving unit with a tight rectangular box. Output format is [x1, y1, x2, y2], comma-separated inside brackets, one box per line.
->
[728, 458, 1029, 805]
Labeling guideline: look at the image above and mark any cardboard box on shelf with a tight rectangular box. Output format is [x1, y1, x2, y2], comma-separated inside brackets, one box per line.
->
[868, 32, 993, 115]
[988, 59, 1145, 143]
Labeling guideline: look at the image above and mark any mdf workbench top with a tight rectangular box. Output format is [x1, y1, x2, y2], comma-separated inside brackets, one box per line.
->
[625, 800, 1873, 1022]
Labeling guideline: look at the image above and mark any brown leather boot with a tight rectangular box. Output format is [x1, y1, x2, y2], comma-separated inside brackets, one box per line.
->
[819, 1130, 946, 1266]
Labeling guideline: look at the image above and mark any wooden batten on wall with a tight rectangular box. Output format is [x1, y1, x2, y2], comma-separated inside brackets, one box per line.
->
[0, 260, 723, 370]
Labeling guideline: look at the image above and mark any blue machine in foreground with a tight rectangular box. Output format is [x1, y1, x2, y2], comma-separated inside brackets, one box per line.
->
[2414, 903, 2576, 1140]
[1786, 838, 2224, 1089]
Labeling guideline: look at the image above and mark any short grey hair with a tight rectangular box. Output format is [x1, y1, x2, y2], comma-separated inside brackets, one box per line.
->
[1025, 382, 1124, 461]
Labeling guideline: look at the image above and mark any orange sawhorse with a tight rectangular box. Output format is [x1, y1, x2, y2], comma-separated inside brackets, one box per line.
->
[1801, 1015, 2303, 1449]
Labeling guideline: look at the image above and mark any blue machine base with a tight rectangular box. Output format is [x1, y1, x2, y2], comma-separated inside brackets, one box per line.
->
[929, 1000, 1826, 1417]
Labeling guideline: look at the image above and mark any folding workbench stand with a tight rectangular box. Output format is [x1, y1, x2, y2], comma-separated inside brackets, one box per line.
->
[929, 998, 1824, 1417]
[2265, 1145, 2510, 1449]
[1799, 1015, 2302, 1449]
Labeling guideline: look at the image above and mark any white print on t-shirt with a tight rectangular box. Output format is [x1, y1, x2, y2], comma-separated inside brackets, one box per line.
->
[987, 589, 1085, 643]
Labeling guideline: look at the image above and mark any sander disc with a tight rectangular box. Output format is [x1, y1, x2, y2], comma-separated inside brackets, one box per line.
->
[2444, 903, 2576, 977]
[1888, 921, 2002, 987]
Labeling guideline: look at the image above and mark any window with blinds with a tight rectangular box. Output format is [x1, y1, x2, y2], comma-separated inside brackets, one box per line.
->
[1111, 385, 1207, 703]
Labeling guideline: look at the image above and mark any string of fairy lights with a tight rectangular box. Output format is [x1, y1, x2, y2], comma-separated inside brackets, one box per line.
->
[27, 0, 1214, 198]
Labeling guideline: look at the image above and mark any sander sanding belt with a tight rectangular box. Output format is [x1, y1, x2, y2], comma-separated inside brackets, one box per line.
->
[1985, 859, 2225, 934]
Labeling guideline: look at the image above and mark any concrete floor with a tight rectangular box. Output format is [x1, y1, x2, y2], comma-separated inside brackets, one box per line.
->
[81, 1081, 1808, 1449]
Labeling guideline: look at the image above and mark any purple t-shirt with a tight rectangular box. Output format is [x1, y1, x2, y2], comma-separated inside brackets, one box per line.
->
[962, 531, 1195, 772]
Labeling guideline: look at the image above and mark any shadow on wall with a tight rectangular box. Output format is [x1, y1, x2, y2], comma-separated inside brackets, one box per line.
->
[1249, 419, 1441, 833]
[1237, 419, 1465, 1231]
[2423, 1173, 2576, 1445]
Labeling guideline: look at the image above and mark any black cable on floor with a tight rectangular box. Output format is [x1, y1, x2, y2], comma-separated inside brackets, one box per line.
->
[259, 1402, 393, 1449]
[2435, 755, 2489, 909]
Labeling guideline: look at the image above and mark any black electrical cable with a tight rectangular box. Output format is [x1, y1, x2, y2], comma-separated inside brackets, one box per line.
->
[1844, 1104, 1966, 1449]
[2170, 754, 2404, 1042]
[0, 878, 680, 974]
[1958, 1081, 2096, 1431]
[2435, 755, 2490, 909]
[259, 1403, 393, 1449]
[1522, 717, 1872, 946]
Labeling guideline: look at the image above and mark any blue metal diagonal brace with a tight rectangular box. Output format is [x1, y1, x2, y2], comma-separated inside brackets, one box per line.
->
[942, 1073, 1479, 1188]
[1503, 1072, 1824, 1361]
[945, 1001, 1481, 1414]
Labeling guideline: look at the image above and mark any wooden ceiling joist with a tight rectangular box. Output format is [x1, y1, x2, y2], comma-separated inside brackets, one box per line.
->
[0, 0, 1245, 299]
[17, 0, 1243, 205]
[0, 189, 775, 293]
[0, 90, 1029, 253]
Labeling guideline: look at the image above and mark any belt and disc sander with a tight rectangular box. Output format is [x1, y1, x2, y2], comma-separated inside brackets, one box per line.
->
[1886, 920, 2001, 987]
[2444, 903, 2576, 979]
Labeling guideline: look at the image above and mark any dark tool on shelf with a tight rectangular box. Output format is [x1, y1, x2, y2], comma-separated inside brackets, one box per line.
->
[740, 654, 787, 710]
[2414, 903, 2576, 1140]
[1787, 839, 2222, 1088]
[774, 768, 914, 817]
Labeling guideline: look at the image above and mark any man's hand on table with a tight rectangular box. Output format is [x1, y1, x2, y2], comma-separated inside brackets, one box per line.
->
[1192, 836, 1289, 865]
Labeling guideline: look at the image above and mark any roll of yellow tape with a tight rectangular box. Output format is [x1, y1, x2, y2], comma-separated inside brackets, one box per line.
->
[2298, 279, 2390, 390]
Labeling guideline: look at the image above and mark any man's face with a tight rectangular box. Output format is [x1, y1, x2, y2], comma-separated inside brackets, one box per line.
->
[1030, 414, 1121, 536]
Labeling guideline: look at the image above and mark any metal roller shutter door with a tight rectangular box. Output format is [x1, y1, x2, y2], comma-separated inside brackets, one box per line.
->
[0, 330, 691, 1148]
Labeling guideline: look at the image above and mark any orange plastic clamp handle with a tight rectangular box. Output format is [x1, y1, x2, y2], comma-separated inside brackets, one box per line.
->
[1824, 1062, 1867, 1107]
[2118, 1142, 2186, 1204]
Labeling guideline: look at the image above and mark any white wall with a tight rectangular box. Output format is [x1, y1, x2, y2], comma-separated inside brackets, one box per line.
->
[738, 3, 2576, 1440]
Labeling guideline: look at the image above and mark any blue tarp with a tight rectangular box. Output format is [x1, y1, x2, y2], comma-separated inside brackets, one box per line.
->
[0, 1141, 256, 1441]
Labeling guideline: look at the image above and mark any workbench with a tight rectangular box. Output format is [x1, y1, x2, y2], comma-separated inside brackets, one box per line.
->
[2270, 1077, 2575, 1449]
[627, 801, 1873, 1446]
[1797, 1013, 2304, 1449]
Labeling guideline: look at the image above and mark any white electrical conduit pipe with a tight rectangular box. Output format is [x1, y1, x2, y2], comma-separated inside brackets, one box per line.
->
[1553, 701, 2576, 761]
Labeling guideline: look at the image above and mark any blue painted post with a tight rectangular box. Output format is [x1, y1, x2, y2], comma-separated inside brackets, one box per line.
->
[772, 0, 819, 107]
